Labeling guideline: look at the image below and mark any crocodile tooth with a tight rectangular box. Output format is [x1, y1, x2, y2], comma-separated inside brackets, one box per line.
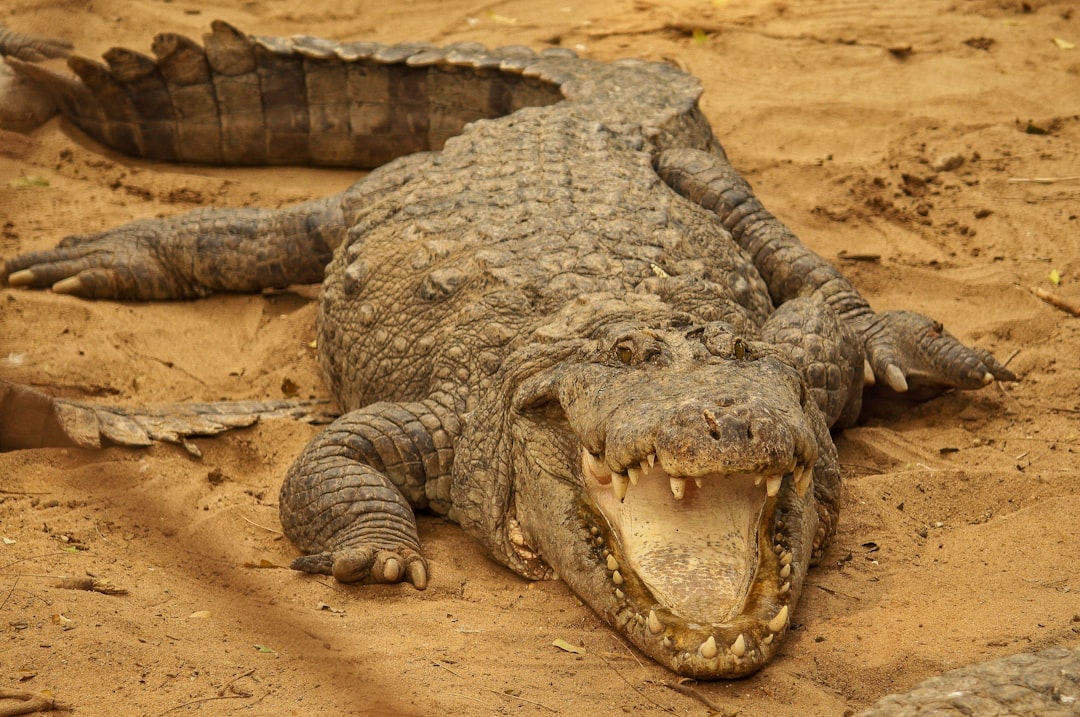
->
[780, 551, 793, 566]
[647, 453, 656, 469]
[694, 477, 703, 489]
[699, 636, 718, 659]
[762, 633, 774, 645]
[766, 474, 782, 498]
[669, 477, 686, 500]
[794, 463, 812, 497]
[627, 466, 641, 486]
[755, 474, 765, 486]
[606, 554, 618, 572]
[612, 471, 629, 501]
[648, 610, 664, 635]
[584, 450, 610, 483]
[612, 570, 623, 585]
[779, 563, 791, 580]
[767, 605, 789, 633]
[730, 634, 746, 657]
[615, 588, 625, 600]
[779, 581, 790, 594]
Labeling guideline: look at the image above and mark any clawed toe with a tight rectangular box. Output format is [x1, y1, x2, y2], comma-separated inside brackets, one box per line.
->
[301, 546, 428, 590]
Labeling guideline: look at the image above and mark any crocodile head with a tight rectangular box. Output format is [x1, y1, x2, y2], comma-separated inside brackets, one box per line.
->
[459, 294, 838, 679]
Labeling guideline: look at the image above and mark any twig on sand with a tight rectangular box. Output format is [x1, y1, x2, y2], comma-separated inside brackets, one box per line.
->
[664, 681, 737, 716]
[217, 668, 257, 697]
[155, 693, 249, 716]
[238, 514, 282, 534]
[0, 689, 70, 717]
[432, 661, 558, 713]
[1007, 175, 1080, 184]
[1029, 287, 1080, 316]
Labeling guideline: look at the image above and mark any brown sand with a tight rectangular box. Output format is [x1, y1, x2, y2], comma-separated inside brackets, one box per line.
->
[1, 1, 1078, 715]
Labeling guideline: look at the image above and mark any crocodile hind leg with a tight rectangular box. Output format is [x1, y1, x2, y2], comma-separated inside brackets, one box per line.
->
[0, 26, 72, 132]
[656, 148, 1016, 396]
[0, 26, 72, 62]
[279, 398, 460, 589]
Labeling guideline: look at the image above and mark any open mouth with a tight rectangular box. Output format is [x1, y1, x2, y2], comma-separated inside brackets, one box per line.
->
[582, 446, 812, 627]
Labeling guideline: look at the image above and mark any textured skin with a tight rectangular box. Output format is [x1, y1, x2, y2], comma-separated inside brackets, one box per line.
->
[857, 647, 1080, 717]
[0, 25, 70, 131]
[0, 380, 335, 454]
[0, 23, 1015, 680]
[0, 26, 72, 62]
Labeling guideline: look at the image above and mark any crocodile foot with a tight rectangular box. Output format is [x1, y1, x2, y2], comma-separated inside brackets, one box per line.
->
[292, 545, 429, 589]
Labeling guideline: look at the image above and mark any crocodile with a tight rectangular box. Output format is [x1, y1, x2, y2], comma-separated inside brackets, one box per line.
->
[857, 646, 1080, 717]
[0, 23, 1015, 680]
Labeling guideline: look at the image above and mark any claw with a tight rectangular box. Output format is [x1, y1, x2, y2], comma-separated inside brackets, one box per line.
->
[52, 276, 83, 295]
[382, 557, 402, 582]
[884, 364, 907, 392]
[6, 269, 33, 287]
[407, 560, 428, 590]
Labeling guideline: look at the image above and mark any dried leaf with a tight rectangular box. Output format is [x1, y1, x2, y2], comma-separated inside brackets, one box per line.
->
[254, 644, 276, 653]
[692, 28, 708, 45]
[2, 537, 15, 545]
[1049, 269, 1062, 285]
[189, 610, 212, 619]
[1052, 37, 1075, 50]
[485, 11, 518, 25]
[552, 639, 585, 654]
[243, 559, 284, 569]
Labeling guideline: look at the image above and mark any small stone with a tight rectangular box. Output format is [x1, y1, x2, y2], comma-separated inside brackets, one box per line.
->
[931, 153, 965, 172]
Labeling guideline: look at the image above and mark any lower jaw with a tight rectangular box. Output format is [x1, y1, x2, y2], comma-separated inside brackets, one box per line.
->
[577, 501, 805, 679]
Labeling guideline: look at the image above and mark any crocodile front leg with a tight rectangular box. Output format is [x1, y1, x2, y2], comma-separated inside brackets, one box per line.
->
[2, 195, 345, 299]
[279, 398, 461, 589]
[656, 148, 1016, 395]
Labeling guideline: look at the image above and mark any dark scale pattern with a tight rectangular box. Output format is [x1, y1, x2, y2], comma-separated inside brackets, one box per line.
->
[319, 107, 771, 412]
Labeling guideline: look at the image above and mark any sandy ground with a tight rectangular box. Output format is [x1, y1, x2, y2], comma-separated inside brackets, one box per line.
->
[1, 0, 1078, 715]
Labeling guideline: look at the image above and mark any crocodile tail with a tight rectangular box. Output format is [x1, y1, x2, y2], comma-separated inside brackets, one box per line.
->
[0, 380, 336, 454]
[7, 21, 574, 167]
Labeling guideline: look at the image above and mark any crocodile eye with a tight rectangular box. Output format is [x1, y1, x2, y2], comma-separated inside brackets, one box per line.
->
[616, 345, 633, 364]
[733, 337, 747, 360]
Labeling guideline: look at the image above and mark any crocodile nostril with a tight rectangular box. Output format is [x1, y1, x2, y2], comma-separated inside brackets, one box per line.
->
[701, 407, 751, 443]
